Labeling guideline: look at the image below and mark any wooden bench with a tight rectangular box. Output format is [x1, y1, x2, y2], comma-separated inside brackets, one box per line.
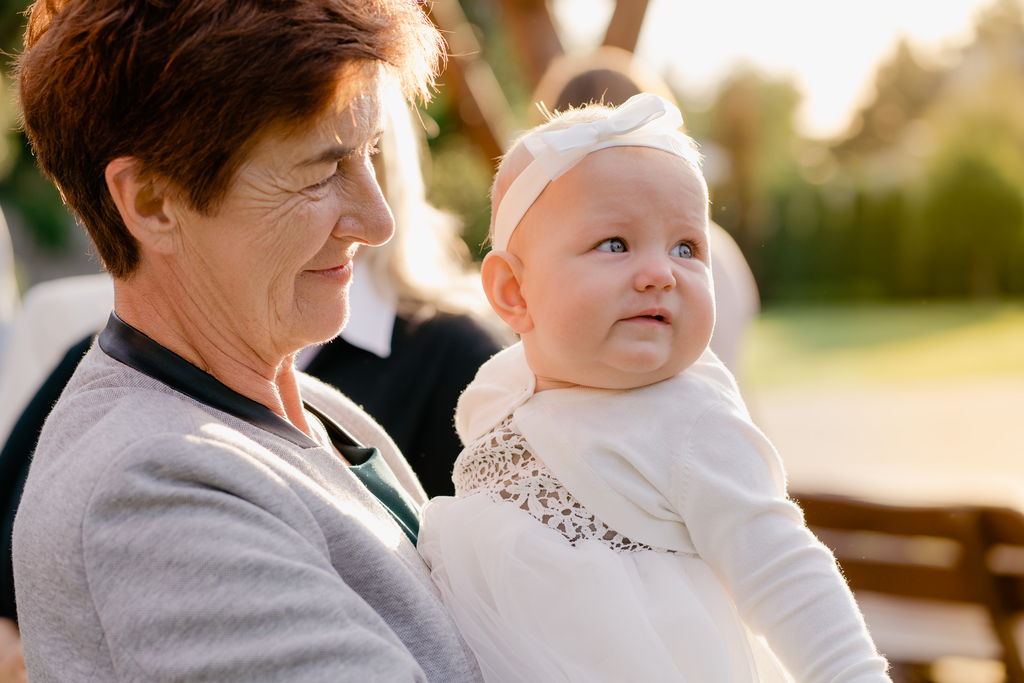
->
[793, 492, 1024, 682]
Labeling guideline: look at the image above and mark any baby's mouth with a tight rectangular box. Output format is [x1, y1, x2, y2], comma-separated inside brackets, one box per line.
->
[624, 310, 671, 324]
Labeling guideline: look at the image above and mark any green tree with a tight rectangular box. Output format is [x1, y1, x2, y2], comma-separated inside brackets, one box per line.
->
[0, 0, 74, 250]
[836, 39, 942, 158]
[920, 151, 1024, 297]
[705, 66, 802, 276]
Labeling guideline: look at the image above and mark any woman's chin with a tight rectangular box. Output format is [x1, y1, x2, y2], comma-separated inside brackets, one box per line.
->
[289, 301, 349, 350]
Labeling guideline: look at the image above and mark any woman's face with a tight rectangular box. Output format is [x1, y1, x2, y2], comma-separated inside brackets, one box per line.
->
[165, 83, 393, 363]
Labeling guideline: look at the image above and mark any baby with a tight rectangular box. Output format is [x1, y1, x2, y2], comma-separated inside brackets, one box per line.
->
[419, 94, 890, 682]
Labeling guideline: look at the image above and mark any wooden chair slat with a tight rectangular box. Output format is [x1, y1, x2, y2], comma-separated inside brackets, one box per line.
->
[837, 562, 987, 603]
[793, 491, 1024, 682]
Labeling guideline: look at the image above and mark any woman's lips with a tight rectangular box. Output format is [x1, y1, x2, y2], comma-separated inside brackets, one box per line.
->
[307, 260, 353, 284]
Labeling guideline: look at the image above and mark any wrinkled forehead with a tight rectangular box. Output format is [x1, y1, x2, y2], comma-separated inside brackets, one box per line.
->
[322, 67, 391, 138]
[244, 73, 390, 183]
[271, 63, 390, 145]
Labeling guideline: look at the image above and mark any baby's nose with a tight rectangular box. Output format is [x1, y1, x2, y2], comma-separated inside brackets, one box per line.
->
[633, 256, 676, 291]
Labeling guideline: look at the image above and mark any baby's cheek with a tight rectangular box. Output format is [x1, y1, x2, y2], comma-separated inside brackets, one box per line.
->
[684, 270, 715, 305]
[693, 295, 717, 348]
[550, 306, 592, 341]
[546, 317, 581, 351]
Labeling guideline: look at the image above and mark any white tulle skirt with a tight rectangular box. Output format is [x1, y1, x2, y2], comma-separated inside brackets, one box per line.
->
[419, 493, 792, 683]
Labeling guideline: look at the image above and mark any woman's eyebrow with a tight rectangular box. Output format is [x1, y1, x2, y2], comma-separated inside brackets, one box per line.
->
[295, 131, 384, 168]
[296, 145, 355, 168]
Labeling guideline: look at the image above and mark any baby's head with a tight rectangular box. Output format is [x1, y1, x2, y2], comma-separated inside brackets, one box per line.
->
[482, 93, 715, 392]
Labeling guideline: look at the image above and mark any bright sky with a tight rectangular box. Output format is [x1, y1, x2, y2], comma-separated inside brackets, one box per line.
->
[553, 0, 996, 138]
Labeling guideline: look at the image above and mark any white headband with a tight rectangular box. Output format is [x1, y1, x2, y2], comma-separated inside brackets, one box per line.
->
[491, 93, 698, 251]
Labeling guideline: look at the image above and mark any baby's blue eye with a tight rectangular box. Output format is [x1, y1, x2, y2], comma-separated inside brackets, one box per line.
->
[671, 242, 694, 258]
[596, 238, 627, 253]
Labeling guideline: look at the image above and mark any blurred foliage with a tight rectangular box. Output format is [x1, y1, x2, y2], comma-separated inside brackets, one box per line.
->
[421, 0, 532, 251]
[423, 112, 494, 259]
[0, 0, 75, 250]
[687, 0, 1024, 302]
[423, 0, 1024, 303]
[835, 39, 944, 157]
[4, 0, 1024, 304]
[701, 67, 804, 283]
[746, 301, 1024, 387]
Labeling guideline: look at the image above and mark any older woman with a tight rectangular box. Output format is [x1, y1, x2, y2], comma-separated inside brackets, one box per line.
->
[11, 1, 482, 681]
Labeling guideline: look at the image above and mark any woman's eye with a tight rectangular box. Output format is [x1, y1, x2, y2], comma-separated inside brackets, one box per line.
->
[596, 238, 627, 253]
[671, 242, 694, 258]
[308, 163, 342, 191]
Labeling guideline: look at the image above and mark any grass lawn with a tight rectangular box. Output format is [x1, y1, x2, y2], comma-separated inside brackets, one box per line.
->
[742, 300, 1024, 388]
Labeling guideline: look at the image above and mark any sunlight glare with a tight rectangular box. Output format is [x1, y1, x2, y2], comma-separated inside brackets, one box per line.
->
[553, 0, 995, 138]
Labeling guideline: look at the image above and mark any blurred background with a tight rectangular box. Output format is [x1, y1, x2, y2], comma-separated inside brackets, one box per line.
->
[1, 0, 1024, 679]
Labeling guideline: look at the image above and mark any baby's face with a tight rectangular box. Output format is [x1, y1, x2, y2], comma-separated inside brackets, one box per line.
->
[511, 146, 714, 391]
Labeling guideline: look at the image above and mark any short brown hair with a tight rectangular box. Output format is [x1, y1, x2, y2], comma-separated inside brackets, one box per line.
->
[17, 0, 443, 277]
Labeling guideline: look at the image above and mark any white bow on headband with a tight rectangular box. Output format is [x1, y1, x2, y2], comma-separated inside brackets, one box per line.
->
[491, 92, 698, 251]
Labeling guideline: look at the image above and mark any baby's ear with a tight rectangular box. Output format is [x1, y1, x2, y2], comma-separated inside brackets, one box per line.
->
[481, 251, 533, 334]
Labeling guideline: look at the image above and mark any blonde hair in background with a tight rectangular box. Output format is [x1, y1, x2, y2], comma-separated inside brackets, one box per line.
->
[532, 46, 677, 123]
[364, 86, 493, 321]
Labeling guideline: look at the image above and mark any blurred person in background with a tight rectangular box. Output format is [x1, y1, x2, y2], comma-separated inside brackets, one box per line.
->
[0, 274, 112, 444]
[532, 46, 760, 376]
[10, 0, 484, 680]
[0, 277, 100, 682]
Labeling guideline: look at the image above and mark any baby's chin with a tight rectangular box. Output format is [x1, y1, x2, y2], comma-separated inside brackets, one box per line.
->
[538, 360, 690, 392]
[594, 365, 686, 391]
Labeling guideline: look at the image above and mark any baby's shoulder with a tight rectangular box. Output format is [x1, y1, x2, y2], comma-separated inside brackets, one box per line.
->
[651, 350, 749, 420]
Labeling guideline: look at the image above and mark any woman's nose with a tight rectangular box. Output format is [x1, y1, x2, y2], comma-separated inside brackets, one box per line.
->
[333, 158, 394, 247]
[633, 255, 676, 291]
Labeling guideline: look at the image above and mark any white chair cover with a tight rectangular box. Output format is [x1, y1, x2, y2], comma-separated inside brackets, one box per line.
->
[0, 273, 113, 444]
[0, 206, 19, 365]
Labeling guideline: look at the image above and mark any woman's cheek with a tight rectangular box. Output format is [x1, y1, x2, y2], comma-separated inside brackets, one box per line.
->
[275, 207, 326, 265]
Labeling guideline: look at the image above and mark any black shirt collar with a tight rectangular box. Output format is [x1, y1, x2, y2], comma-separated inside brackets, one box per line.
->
[98, 313, 362, 451]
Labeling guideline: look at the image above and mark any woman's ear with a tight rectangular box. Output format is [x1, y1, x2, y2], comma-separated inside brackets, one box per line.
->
[480, 250, 533, 334]
[105, 157, 179, 255]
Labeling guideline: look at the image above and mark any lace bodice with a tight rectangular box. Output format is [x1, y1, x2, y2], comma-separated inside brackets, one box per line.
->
[453, 416, 674, 553]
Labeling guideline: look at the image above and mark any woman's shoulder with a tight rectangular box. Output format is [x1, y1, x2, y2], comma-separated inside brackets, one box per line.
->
[35, 347, 298, 487]
[42, 347, 203, 442]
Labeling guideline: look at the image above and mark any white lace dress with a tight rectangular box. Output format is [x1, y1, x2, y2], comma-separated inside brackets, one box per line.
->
[419, 343, 889, 683]
[419, 416, 791, 683]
